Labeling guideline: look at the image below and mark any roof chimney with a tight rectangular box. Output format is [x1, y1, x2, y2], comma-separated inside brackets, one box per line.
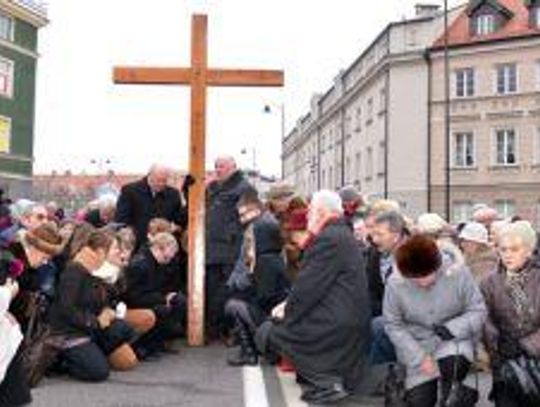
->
[415, 3, 441, 17]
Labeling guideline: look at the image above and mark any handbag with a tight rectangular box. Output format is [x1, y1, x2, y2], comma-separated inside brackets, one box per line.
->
[442, 340, 479, 407]
[20, 293, 62, 388]
[499, 355, 540, 403]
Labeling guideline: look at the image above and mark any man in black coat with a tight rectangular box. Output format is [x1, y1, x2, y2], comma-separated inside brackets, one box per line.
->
[224, 190, 289, 366]
[205, 156, 256, 339]
[115, 165, 187, 246]
[124, 232, 186, 356]
[255, 190, 371, 405]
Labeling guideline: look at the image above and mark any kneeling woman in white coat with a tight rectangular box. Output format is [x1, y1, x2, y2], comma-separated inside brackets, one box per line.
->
[384, 234, 486, 407]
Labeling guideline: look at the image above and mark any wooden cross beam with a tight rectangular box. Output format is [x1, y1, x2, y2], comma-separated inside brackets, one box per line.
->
[113, 14, 284, 346]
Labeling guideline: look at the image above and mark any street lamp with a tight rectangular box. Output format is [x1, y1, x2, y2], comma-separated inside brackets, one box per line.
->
[263, 102, 286, 179]
[443, 0, 451, 221]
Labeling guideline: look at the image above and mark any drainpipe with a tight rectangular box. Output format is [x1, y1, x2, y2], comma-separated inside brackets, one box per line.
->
[340, 108, 346, 188]
[384, 67, 390, 199]
[425, 49, 433, 212]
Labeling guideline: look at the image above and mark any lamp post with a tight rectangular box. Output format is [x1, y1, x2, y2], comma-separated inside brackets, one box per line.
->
[263, 102, 285, 179]
[443, 0, 451, 221]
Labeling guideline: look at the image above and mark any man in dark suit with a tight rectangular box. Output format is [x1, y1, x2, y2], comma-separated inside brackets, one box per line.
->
[115, 165, 187, 246]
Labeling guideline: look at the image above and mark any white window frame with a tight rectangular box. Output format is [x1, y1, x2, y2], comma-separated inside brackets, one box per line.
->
[0, 115, 12, 154]
[366, 147, 373, 179]
[495, 199, 515, 220]
[495, 63, 518, 95]
[493, 128, 518, 166]
[377, 142, 385, 175]
[455, 68, 475, 98]
[453, 132, 475, 168]
[476, 14, 495, 36]
[0, 57, 14, 99]
[0, 12, 14, 42]
[452, 201, 473, 224]
[536, 126, 540, 164]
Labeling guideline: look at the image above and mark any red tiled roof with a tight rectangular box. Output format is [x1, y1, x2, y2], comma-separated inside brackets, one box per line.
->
[433, 0, 540, 48]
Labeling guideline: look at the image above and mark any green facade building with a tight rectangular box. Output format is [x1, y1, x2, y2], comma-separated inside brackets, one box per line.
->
[0, 0, 47, 198]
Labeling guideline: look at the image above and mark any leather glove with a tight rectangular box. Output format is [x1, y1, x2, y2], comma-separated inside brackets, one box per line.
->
[433, 324, 455, 341]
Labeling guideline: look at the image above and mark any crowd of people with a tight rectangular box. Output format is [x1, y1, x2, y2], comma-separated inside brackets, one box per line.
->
[0, 158, 539, 407]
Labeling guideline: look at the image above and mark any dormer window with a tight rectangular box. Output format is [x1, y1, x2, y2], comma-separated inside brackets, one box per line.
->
[476, 14, 495, 35]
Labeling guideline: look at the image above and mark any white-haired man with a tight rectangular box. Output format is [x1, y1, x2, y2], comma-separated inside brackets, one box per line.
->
[85, 194, 117, 228]
[255, 190, 371, 404]
[115, 164, 187, 246]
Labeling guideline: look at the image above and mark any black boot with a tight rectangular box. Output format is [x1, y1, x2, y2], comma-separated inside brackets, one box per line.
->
[227, 318, 258, 366]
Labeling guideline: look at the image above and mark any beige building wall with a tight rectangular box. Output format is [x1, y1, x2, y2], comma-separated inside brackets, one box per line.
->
[430, 36, 540, 223]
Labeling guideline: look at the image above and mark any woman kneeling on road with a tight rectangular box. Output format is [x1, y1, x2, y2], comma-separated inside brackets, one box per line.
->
[384, 234, 486, 407]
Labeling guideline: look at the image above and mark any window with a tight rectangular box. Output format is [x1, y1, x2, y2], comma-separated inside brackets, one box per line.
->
[496, 64, 517, 94]
[537, 127, 540, 164]
[495, 129, 517, 165]
[366, 147, 373, 179]
[345, 156, 351, 183]
[377, 142, 385, 175]
[0, 58, 14, 98]
[379, 88, 386, 112]
[537, 201, 540, 231]
[0, 116, 11, 153]
[495, 200, 515, 219]
[0, 12, 13, 42]
[355, 151, 361, 183]
[454, 132, 475, 167]
[536, 7, 540, 28]
[475, 14, 495, 36]
[355, 107, 362, 132]
[367, 98, 373, 119]
[455, 68, 475, 97]
[328, 166, 333, 190]
[453, 201, 473, 224]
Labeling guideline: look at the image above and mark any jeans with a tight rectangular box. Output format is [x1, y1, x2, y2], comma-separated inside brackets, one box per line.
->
[61, 341, 110, 382]
[368, 316, 396, 365]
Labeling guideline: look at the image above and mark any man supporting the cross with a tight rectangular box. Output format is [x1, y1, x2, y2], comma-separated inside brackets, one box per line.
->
[113, 14, 284, 345]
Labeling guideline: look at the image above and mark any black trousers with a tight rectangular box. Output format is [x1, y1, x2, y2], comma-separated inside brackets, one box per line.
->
[491, 381, 537, 407]
[0, 349, 31, 406]
[61, 341, 110, 382]
[405, 355, 470, 407]
[205, 264, 233, 338]
[224, 298, 265, 333]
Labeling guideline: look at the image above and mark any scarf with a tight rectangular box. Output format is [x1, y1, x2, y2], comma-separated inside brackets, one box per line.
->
[505, 260, 535, 332]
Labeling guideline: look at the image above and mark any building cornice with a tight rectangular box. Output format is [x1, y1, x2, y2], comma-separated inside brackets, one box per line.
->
[0, 0, 48, 28]
[0, 152, 33, 162]
[0, 37, 38, 58]
[0, 171, 31, 181]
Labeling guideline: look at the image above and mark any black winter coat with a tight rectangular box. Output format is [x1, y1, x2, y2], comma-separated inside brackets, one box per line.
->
[364, 245, 384, 317]
[49, 262, 109, 337]
[206, 171, 256, 266]
[115, 177, 187, 244]
[228, 212, 289, 314]
[123, 247, 171, 310]
[270, 218, 371, 390]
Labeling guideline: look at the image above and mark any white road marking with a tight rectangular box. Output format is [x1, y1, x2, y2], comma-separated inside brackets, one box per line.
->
[243, 365, 269, 407]
[276, 368, 309, 407]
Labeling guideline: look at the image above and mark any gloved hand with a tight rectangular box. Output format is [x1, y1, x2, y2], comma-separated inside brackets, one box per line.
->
[433, 324, 455, 341]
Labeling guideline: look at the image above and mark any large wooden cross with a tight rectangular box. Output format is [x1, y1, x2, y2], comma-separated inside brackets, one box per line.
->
[113, 14, 284, 346]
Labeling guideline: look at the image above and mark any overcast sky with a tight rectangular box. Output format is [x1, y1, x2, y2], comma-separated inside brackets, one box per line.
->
[33, 0, 462, 176]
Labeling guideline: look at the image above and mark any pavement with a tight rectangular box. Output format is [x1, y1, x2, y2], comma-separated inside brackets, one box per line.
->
[31, 345, 494, 407]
